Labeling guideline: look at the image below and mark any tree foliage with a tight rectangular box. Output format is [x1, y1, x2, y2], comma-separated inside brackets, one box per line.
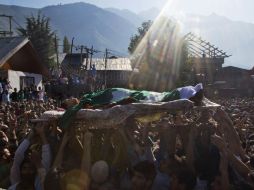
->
[17, 12, 56, 69]
[63, 36, 70, 53]
[129, 17, 194, 91]
[128, 20, 152, 54]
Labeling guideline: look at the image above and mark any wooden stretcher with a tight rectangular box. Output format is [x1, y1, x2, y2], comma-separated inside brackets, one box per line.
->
[31, 98, 220, 128]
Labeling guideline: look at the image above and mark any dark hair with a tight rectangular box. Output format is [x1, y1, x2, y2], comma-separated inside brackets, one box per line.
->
[189, 89, 204, 106]
[132, 160, 156, 181]
[173, 166, 197, 190]
[44, 169, 61, 190]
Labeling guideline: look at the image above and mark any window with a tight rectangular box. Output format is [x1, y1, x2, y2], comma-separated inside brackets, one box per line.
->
[20, 76, 35, 90]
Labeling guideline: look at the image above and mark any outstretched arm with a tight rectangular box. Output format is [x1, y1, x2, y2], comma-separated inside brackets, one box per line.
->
[211, 135, 230, 189]
[35, 123, 52, 171]
[214, 108, 248, 161]
[52, 132, 70, 168]
[10, 131, 33, 184]
[211, 134, 253, 185]
[81, 131, 93, 172]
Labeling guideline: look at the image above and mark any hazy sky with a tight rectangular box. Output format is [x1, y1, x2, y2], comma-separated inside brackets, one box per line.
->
[0, 0, 254, 23]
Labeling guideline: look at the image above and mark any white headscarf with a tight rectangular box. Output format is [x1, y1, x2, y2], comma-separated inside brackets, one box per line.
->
[177, 83, 203, 99]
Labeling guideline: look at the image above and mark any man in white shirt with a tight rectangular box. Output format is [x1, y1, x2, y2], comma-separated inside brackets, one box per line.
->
[38, 87, 44, 102]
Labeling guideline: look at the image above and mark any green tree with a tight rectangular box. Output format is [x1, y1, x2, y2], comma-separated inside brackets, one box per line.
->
[175, 41, 196, 87]
[17, 13, 56, 69]
[129, 17, 193, 91]
[128, 20, 152, 54]
[63, 36, 70, 53]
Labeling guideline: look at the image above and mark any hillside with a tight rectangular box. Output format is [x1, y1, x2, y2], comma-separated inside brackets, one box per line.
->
[179, 13, 254, 69]
[105, 8, 143, 27]
[1, 3, 254, 68]
[0, 3, 136, 54]
[0, 4, 37, 32]
[109, 8, 254, 69]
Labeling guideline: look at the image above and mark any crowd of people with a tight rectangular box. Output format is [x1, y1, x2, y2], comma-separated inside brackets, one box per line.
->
[0, 78, 47, 104]
[0, 93, 254, 189]
[50, 64, 97, 86]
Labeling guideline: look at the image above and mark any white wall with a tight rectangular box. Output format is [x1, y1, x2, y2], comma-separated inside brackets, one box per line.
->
[8, 70, 42, 92]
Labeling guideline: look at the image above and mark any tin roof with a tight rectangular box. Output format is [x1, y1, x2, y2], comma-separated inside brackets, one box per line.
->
[61, 53, 132, 71]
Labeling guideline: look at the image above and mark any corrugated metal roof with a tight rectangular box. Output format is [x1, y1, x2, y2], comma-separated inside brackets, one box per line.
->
[61, 53, 132, 71]
[0, 37, 28, 64]
[222, 66, 249, 72]
[91, 58, 132, 71]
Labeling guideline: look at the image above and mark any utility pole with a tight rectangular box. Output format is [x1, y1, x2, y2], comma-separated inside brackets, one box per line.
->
[89, 46, 94, 70]
[85, 47, 89, 70]
[80, 45, 84, 66]
[104, 48, 109, 88]
[54, 34, 59, 68]
[68, 37, 74, 66]
[79, 45, 84, 76]
[9, 16, 12, 35]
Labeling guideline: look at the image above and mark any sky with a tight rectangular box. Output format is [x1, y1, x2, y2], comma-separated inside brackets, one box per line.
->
[0, 0, 254, 23]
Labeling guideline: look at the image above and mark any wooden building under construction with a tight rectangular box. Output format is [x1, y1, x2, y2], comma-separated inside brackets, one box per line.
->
[184, 33, 231, 84]
[60, 53, 132, 88]
[185, 33, 254, 97]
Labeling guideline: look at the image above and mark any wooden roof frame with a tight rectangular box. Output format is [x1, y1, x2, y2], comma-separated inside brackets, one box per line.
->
[184, 33, 231, 59]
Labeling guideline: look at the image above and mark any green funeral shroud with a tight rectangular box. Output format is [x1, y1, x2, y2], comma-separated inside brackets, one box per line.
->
[59, 88, 180, 129]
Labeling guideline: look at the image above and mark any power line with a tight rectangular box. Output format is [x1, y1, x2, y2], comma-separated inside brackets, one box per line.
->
[107, 49, 129, 58]
[0, 15, 13, 36]
[12, 18, 25, 31]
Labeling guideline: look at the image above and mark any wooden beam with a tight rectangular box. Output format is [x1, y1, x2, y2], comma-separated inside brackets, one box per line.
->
[185, 33, 230, 57]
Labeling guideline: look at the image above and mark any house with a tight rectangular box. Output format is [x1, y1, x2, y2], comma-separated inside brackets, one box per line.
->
[184, 33, 254, 97]
[185, 33, 230, 84]
[206, 66, 254, 97]
[215, 66, 251, 88]
[0, 37, 47, 91]
[46, 53, 132, 97]
[60, 53, 132, 88]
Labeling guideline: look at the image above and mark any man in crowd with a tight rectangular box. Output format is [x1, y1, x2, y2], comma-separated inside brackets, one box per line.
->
[0, 88, 253, 190]
[10, 88, 18, 102]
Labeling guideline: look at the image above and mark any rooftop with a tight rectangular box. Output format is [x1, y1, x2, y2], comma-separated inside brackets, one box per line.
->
[0, 36, 28, 64]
